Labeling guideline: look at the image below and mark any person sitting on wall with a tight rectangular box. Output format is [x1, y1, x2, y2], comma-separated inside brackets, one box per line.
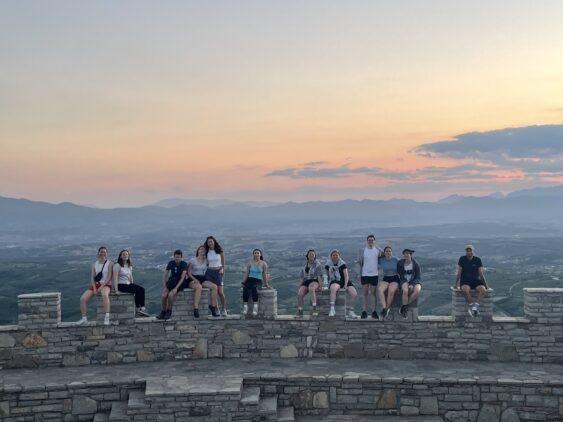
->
[157, 249, 190, 320]
[325, 249, 359, 318]
[241, 248, 270, 316]
[397, 248, 422, 319]
[296, 249, 323, 317]
[453, 244, 489, 317]
[77, 246, 113, 325]
[188, 245, 220, 317]
[113, 249, 149, 318]
[377, 245, 400, 320]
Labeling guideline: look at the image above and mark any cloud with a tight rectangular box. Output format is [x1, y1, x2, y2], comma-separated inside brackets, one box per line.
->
[266, 163, 404, 179]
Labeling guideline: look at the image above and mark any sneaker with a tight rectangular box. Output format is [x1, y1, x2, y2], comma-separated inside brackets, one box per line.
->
[472, 303, 479, 317]
[252, 304, 258, 316]
[381, 308, 390, 319]
[76, 316, 88, 325]
[329, 307, 336, 317]
[165, 310, 172, 320]
[136, 308, 151, 317]
[156, 310, 167, 320]
[193, 308, 199, 318]
[361, 310, 368, 319]
[312, 305, 318, 315]
[242, 304, 249, 314]
[296, 308, 304, 317]
[209, 305, 219, 317]
[221, 308, 228, 317]
[371, 310, 379, 320]
[400, 305, 408, 319]
[468, 304, 475, 318]
[348, 310, 359, 319]
[103, 314, 110, 326]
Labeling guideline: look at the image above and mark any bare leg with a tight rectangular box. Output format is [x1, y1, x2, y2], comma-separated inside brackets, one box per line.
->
[370, 285, 378, 311]
[461, 285, 472, 304]
[362, 284, 369, 311]
[387, 283, 399, 308]
[167, 289, 178, 309]
[408, 284, 422, 304]
[202, 281, 218, 307]
[329, 283, 340, 303]
[193, 283, 202, 308]
[377, 281, 389, 309]
[79, 290, 94, 317]
[100, 286, 111, 313]
[309, 282, 320, 305]
[475, 285, 486, 304]
[161, 288, 170, 310]
[347, 286, 358, 307]
[297, 285, 308, 308]
[218, 285, 226, 309]
[401, 283, 409, 306]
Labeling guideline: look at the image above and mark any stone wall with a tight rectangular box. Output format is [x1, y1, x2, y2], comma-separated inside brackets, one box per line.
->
[1, 288, 563, 369]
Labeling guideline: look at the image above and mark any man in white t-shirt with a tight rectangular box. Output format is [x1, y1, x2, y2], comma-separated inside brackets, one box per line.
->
[357, 234, 383, 319]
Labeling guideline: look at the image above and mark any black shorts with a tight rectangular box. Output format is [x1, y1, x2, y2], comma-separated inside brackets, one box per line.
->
[382, 275, 400, 284]
[461, 280, 485, 290]
[302, 279, 319, 288]
[361, 276, 378, 286]
[330, 280, 354, 288]
[166, 279, 185, 291]
[191, 274, 206, 284]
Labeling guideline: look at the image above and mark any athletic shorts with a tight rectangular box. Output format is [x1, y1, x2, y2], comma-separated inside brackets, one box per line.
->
[166, 279, 185, 291]
[88, 282, 111, 291]
[330, 280, 354, 288]
[382, 275, 400, 284]
[361, 276, 379, 286]
[190, 274, 206, 284]
[205, 268, 223, 286]
[461, 279, 485, 290]
[302, 279, 319, 288]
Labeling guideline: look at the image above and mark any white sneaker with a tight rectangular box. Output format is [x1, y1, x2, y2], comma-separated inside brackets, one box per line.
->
[252, 304, 258, 316]
[104, 314, 110, 325]
[221, 308, 228, 317]
[467, 304, 474, 318]
[329, 307, 336, 317]
[76, 316, 88, 325]
[472, 303, 479, 317]
[242, 304, 248, 314]
[347, 310, 359, 319]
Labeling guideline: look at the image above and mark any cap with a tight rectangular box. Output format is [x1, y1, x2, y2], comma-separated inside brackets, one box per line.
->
[402, 248, 415, 255]
[465, 244, 474, 251]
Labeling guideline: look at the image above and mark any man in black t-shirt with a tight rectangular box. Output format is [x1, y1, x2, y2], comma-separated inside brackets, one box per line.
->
[453, 244, 489, 317]
[157, 249, 188, 320]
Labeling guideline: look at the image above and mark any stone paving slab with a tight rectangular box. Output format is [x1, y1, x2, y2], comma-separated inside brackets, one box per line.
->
[144, 375, 242, 396]
[2, 358, 563, 391]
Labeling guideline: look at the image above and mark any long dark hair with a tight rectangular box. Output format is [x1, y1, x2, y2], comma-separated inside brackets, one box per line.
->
[204, 236, 223, 254]
[253, 248, 264, 261]
[117, 249, 132, 267]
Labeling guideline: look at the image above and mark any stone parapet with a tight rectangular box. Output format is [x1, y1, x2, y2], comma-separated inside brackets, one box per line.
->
[173, 288, 211, 319]
[96, 292, 135, 325]
[17, 293, 61, 329]
[314, 289, 346, 318]
[524, 287, 563, 323]
[240, 287, 278, 319]
[451, 287, 493, 321]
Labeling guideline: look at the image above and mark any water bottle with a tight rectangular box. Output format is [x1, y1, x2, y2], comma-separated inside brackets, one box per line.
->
[322, 274, 328, 290]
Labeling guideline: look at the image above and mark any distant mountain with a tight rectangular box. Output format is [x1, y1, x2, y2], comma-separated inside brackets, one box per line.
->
[152, 198, 278, 208]
[2, 184, 563, 237]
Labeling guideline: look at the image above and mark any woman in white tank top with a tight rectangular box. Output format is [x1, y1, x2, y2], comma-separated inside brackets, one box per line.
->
[77, 246, 113, 325]
[203, 236, 227, 316]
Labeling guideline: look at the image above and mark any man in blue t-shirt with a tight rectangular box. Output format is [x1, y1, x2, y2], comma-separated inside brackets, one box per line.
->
[157, 249, 188, 320]
[453, 244, 489, 317]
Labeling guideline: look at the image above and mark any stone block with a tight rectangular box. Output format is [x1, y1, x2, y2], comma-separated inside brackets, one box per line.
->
[420, 396, 439, 415]
[0, 401, 9, 417]
[22, 333, 48, 348]
[501, 408, 521, 422]
[232, 330, 252, 345]
[18, 292, 61, 328]
[377, 389, 397, 409]
[193, 338, 207, 359]
[72, 396, 98, 415]
[0, 333, 16, 348]
[313, 391, 329, 408]
[478, 404, 501, 422]
[280, 343, 299, 358]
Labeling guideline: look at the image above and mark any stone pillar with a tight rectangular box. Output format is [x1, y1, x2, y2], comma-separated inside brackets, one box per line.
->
[524, 288, 563, 324]
[18, 292, 61, 328]
[315, 288, 346, 318]
[97, 292, 135, 325]
[240, 287, 278, 319]
[174, 288, 210, 319]
[451, 287, 493, 321]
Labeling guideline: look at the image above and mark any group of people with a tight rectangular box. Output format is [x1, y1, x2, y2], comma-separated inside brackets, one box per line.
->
[78, 234, 489, 324]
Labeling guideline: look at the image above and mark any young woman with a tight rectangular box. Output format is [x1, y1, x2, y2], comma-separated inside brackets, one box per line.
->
[203, 236, 227, 316]
[397, 248, 422, 319]
[296, 249, 323, 317]
[112, 250, 149, 318]
[77, 246, 112, 325]
[187, 245, 219, 317]
[377, 246, 400, 320]
[241, 249, 270, 316]
[325, 249, 358, 318]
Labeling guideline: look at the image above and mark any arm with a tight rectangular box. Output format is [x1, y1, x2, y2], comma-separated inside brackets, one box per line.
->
[342, 268, 349, 288]
[397, 260, 405, 283]
[412, 261, 422, 284]
[162, 269, 169, 287]
[316, 263, 323, 286]
[262, 262, 270, 288]
[241, 263, 249, 286]
[219, 252, 225, 275]
[479, 266, 488, 289]
[453, 265, 462, 288]
[104, 261, 113, 285]
[174, 269, 187, 290]
[129, 267, 134, 284]
[112, 264, 119, 291]
[91, 264, 98, 293]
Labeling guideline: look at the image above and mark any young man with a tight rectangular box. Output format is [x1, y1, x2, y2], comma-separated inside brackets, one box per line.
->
[157, 249, 188, 320]
[453, 244, 489, 317]
[397, 248, 422, 319]
[357, 234, 383, 319]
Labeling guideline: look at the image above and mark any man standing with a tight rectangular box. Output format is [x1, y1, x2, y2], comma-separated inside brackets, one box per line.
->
[357, 234, 383, 319]
[453, 245, 489, 317]
[157, 249, 188, 320]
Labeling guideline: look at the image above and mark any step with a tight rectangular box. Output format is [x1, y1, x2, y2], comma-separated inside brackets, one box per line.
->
[240, 386, 261, 406]
[127, 390, 146, 410]
[144, 375, 243, 397]
[109, 401, 129, 421]
[277, 406, 295, 422]
[93, 414, 109, 422]
[296, 416, 444, 422]
[258, 395, 278, 415]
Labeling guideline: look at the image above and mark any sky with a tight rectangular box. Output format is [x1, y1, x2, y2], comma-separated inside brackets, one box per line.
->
[1, 0, 563, 207]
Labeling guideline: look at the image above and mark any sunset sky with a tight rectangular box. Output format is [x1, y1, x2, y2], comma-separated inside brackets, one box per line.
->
[1, 1, 563, 207]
